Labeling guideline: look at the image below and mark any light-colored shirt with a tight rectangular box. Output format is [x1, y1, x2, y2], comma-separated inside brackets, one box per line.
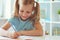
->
[8, 17, 35, 32]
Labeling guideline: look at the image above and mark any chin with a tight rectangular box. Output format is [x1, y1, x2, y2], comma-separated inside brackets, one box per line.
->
[22, 19, 26, 20]
[20, 17, 29, 21]
[21, 18, 27, 21]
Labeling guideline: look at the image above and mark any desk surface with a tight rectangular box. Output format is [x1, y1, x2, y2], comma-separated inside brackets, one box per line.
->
[0, 36, 60, 40]
[45, 35, 60, 40]
[0, 36, 44, 40]
[0, 36, 19, 40]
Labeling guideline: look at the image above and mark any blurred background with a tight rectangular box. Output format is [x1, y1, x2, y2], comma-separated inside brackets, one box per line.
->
[52, 23, 60, 36]
[52, 2, 60, 22]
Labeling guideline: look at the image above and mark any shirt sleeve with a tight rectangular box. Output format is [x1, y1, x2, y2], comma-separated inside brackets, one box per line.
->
[8, 17, 18, 32]
[8, 17, 17, 26]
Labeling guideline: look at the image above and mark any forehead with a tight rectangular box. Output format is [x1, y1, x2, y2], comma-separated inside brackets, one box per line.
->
[19, 4, 33, 11]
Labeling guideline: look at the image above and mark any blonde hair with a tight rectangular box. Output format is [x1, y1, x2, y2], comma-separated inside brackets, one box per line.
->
[14, 0, 40, 22]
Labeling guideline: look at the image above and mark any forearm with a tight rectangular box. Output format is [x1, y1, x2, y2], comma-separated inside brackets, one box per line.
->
[17, 30, 43, 36]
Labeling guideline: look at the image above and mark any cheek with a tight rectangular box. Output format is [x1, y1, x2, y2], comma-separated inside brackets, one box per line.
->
[19, 12, 22, 17]
[27, 13, 32, 17]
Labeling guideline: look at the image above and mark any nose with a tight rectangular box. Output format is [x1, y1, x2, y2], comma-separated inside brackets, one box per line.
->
[22, 12, 26, 16]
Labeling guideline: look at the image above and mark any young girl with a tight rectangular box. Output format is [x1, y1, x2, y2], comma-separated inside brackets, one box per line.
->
[0, 0, 43, 39]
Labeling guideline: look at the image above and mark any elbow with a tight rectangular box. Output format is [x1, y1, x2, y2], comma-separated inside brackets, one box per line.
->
[37, 30, 43, 36]
[38, 31, 43, 36]
[39, 31, 43, 36]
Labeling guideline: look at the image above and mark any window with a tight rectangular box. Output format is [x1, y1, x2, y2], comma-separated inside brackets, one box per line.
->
[0, 0, 11, 19]
[36, 0, 60, 36]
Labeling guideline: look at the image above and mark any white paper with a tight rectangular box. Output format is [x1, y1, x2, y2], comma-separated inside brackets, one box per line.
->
[0, 36, 19, 40]
[0, 28, 8, 36]
[18, 36, 44, 40]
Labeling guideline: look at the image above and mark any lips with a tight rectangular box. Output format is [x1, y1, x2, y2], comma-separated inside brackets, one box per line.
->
[22, 16, 27, 18]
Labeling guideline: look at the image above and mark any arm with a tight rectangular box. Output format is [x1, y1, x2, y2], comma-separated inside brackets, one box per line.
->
[0, 22, 11, 36]
[17, 21, 43, 36]
[2, 22, 11, 30]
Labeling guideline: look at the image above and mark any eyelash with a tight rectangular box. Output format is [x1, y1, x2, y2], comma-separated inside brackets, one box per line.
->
[20, 11, 24, 12]
[20, 10, 30, 14]
[27, 11, 30, 13]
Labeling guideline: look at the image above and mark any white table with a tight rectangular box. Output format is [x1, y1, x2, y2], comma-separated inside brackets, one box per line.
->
[0, 36, 44, 40]
[0, 36, 18, 40]
[45, 35, 60, 40]
[1, 35, 60, 40]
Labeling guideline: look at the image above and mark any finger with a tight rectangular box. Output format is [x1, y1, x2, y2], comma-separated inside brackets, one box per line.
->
[12, 33, 18, 38]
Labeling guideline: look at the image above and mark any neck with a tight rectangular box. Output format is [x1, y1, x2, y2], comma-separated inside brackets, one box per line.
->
[19, 17, 30, 21]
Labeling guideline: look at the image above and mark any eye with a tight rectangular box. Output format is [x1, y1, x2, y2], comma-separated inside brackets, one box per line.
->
[20, 10, 24, 12]
[27, 11, 30, 14]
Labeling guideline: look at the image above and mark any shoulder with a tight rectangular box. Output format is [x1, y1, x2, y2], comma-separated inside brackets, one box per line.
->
[9, 17, 18, 20]
[34, 21, 41, 26]
[8, 17, 19, 22]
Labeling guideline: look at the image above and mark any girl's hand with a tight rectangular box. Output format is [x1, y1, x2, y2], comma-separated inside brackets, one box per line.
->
[7, 32, 19, 39]
[11, 32, 19, 38]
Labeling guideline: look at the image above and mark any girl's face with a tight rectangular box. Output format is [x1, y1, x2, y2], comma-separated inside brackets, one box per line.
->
[19, 4, 33, 20]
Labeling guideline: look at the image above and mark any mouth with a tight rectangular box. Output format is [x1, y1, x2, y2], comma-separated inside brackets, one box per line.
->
[20, 16, 28, 21]
[22, 16, 27, 18]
